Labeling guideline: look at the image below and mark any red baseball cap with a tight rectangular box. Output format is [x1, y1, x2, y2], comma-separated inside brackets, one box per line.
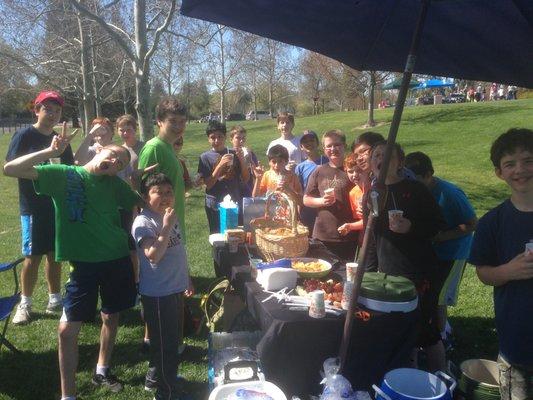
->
[34, 90, 64, 107]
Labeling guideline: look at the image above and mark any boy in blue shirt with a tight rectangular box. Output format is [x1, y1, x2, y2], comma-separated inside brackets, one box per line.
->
[469, 128, 533, 400]
[132, 173, 193, 400]
[405, 151, 477, 341]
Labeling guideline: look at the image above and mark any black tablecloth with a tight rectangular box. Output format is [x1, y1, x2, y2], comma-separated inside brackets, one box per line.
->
[240, 279, 418, 397]
[212, 240, 418, 396]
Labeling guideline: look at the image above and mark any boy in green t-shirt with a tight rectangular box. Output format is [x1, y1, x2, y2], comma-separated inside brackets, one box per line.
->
[138, 97, 187, 240]
[4, 130, 144, 400]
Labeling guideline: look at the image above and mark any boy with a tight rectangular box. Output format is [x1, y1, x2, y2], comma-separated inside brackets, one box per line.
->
[405, 151, 477, 344]
[139, 98, 188, 240]
[252, 144, 302, 200]
[5, 90, 74, 324]
[74, 117, 114, 165]
[303, 130, 357, 262]
[197, 121, 250, 233]
[469, 128, 533, 400]
[4, 132, 141, 399]
[116, 114, 145, 186]
[337, 153, 365, 242]
[133, 173, 193, 400]
[230, 125, 258, 197]
[266, 112, 306, 170]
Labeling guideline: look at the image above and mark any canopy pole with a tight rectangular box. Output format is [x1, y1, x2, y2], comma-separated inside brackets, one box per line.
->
[339, 0, 431, 371]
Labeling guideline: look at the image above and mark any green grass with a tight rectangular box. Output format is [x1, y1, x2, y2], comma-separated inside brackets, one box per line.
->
[1, 99, 533, 399]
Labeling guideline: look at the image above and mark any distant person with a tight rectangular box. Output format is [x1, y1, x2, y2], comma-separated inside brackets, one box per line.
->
[507, 85, 518, 100]
[230, 125, 258, 197]
[4, 135, 144, 398]
[469, 129, 533, 400]
[139, 97, 188, 241]
[266, 112, 306, 171]
[252, 144, 302, 201]
[197, 120, 249, 233]
[405, 151, 477, 346]
[295, 130, 328, 233]
[303, 130, 357, 262]
[132, 173, 193, 400]
[5, 90, 74, 324]
[75, 117, 114, 165]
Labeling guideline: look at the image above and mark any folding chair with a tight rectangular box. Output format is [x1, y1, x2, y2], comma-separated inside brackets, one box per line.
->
[0, 258, 24, 353]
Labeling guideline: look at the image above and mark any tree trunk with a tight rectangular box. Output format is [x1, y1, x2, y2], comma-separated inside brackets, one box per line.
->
[134, 0, 153, 140]
[268, 78, 273, 117]
[77, 10, 95, 134]
[366, 71, 376, 127]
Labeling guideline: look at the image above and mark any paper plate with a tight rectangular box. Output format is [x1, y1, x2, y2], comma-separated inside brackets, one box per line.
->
[290, 258, 332, 278]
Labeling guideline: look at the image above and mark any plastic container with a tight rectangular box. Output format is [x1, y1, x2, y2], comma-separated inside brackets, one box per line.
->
[220, 201, 239, 233]
[458, 359, 500, 400]
[373, 368, 456, 400]
[209, 381, 287, 400]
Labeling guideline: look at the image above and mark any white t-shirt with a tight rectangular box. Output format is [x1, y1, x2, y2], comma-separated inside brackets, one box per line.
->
[266, 136, 306, 164]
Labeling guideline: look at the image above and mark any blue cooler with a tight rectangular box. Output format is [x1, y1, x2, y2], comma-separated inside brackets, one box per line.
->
[219, 201, 238, 233]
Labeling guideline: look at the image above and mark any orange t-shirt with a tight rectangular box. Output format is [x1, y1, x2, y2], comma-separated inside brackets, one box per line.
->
[258, 170, 303, 197]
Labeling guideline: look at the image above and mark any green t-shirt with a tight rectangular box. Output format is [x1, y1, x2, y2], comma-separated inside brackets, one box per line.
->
[34, 165, 140, 262]
[138, 136, 186, 241]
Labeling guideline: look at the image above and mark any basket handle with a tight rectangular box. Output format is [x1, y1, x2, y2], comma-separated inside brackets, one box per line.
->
[264, 190, 298, 234]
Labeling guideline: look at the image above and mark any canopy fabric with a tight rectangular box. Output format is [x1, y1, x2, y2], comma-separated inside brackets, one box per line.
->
[382, 79, 420, 90]
[181, 0, 533, 88]
[413, 79, 456, 90]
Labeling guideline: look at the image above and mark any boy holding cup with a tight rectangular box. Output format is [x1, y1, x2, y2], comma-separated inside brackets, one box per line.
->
[197, 120, 249, 233]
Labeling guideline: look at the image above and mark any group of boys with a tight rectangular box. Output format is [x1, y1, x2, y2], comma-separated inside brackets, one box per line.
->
[4, 92, 193, 400]
[3, 91, 532, 400]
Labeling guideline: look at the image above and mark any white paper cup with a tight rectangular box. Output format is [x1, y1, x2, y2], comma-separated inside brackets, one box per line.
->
[228, 236, 239, 253]
[388, 209, 403, 221]
[49, 157, 61, 164]
[341, 280, 354, 311]
[227, 153, 234, 167]
[345, 262, 358, 282]
[309, 290, 326, 318]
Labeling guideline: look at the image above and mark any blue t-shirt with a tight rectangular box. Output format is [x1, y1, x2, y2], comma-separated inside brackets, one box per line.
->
[431, 177, 476, 260]
[197, 148, 243, 210]
[469, 200, 533, 366]
[6, 126, 74, 215]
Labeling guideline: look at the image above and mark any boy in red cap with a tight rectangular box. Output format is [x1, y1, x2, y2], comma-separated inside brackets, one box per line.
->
[5, 90, 74, 324]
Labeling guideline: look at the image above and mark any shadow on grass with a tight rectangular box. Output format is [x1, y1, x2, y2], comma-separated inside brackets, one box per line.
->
[449, 315, 499, 364]
[466, 182, 509, 213]
[403, 104, 522, 125]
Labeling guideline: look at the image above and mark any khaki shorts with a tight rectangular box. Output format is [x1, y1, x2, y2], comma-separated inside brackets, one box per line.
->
[498, 355, 533, 400]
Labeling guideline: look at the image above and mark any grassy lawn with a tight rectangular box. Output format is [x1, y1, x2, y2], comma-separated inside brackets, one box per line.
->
[0, 99, 532, 399]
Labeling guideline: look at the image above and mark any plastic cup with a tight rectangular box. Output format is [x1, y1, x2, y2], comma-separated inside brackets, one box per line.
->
[341, 280, 354, 311]
[345, 262, 358, 282]
[227, 153, 234, 167]
[49, 157, 61, 164]
[388, 209, 403, 221]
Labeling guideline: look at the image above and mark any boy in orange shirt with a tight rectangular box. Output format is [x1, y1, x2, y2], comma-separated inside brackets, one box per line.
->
[252, 144, 302, 200]
[338, 153, 365, 243]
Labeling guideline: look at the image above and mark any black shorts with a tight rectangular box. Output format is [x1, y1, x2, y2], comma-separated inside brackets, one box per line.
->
[414, 276, 442, 347]
[62, 256, 136, 322]
[20, 214, 55, 256]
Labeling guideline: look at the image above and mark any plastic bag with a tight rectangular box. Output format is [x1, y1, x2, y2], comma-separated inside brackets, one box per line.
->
[319, 358, 357, 400]
[228, 388, 274, 399]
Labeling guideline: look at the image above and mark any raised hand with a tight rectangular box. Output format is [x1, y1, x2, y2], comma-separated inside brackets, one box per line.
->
[163, 207, 177, 228]
[50, 122, 78, 156]
[253, 162, 264, 179]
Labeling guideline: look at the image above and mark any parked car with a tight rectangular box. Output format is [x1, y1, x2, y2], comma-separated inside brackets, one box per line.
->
[198, 113, 221, 123]
[416, 96, 434, 105]
[246, 110, 271, 120]
[442, 93, 466, 104]
[225, 113, 246, 121]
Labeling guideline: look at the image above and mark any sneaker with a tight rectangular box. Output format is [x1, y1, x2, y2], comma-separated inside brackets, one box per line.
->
[12, 303, 31, 325]
[144, 375, 157, 391]
[92, 372, 123, 392]
[45, 299, 63, 314]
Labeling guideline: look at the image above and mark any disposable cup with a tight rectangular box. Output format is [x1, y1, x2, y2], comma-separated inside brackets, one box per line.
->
[341, 280, 354, 310]
[309, 290, 326, 318]
[324, 188, 334, 196]
[388, 209, 403, 221]
[227, 153, 234, 167]
[49, 157, 61, 164]
[345, 262, 358, 282]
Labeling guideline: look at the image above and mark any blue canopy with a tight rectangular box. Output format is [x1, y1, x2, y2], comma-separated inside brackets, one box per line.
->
[413, 79, 456, 90]
[181, 0, 533, 88]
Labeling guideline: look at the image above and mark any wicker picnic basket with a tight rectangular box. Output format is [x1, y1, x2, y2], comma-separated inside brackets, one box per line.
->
[250, 191, 309, 261]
